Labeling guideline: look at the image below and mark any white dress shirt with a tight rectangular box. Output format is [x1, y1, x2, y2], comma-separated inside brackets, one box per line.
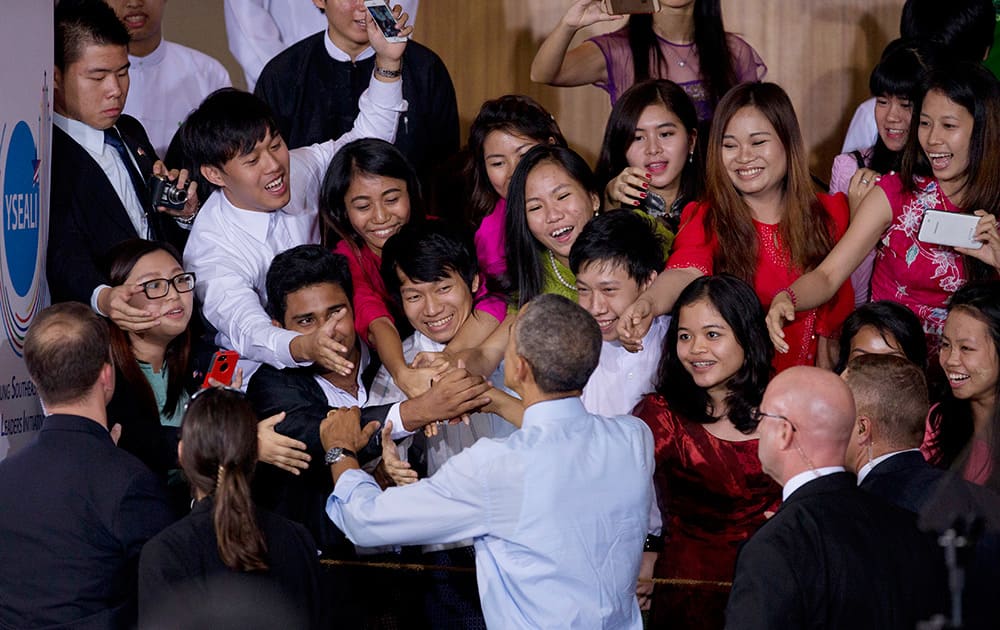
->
[840, 97, 878, 154]
[581, 315, 669, 417]
[224, 0, 420, 90]
[183, 77, 405, 369]
[782, 466, 847, 502]
[123, 39, 232, 159]
[327, 396, 652, 629]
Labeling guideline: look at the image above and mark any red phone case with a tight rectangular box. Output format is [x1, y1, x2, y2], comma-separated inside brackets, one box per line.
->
[202, 350, 239, 388]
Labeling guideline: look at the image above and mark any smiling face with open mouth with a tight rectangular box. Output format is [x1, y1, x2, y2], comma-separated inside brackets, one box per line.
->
[874, 94, 913, 153]
[524, 161, 599, 266]
[625, 103, 693, 196]
[397, 267, 477, 345]
[126, 249, 194, 342]
[105, 0, 165, 55]
[918, 89, 973, 197]
[345, 172, 411, 257]
[676, 298, 745, 398]
[940, 308, 999, 405]
[721, 105, 788, 205]
[204, 129, 291, 213]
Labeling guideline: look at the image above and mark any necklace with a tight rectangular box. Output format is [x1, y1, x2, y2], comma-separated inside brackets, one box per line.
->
[547, 250, 576, 291]
[663, 42, 695, 68]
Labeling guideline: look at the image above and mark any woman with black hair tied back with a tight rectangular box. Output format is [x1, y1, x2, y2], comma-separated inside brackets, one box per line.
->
[531, 0, 765, 122]
[138, 387, 322, 628]
[631, 274, 780, 627]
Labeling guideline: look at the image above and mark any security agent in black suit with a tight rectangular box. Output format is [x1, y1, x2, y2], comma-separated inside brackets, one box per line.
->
[726, 366, 947, 630]
[49, 0, 197, 316]
[0, 303, 172, 629]
[246, 245, 491, 554]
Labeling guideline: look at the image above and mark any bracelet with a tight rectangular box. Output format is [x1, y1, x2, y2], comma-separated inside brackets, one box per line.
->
[781, 287, 798, 307]
[643, 534, 664, 553]
[176, 211, 198, 225]
[374, 65, 402, 79]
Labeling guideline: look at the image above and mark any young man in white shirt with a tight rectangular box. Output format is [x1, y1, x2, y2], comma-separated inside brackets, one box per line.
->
[181, 9, 409, 374]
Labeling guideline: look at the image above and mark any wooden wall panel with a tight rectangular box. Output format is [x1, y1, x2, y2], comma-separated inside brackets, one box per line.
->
[164, 0, 906, 175]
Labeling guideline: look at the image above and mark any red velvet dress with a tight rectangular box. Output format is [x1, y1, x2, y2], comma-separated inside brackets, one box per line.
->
[633, 394, 781, 629]
[667, 195, 854, 372]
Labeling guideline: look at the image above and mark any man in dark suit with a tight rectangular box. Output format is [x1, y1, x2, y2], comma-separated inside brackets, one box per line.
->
[725, 366, 946, 630]
[49, 0, 196, 318]
[0, 303, 173, 629]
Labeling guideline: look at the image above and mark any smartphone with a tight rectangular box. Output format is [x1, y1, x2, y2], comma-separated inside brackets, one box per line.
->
[603, 0, 661, 15]
[202, 350, 239, 389]
[365, 1, 408, 43]
[917, 210, 983, 250]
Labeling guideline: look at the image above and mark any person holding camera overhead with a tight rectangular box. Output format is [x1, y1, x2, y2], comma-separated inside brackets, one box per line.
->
[48, 0, 199, 325]
[531, 0, 765, 123]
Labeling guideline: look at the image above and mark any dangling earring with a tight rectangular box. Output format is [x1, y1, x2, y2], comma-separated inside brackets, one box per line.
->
[688, 150, 694, 164]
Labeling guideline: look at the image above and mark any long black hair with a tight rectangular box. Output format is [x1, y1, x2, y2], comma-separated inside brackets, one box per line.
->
[833, 300, 927, 374]
[656, 274, 772, 433]
[627, 0, 738, 113]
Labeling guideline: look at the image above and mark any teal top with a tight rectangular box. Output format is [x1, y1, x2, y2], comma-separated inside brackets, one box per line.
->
[138, 361, 189, 427]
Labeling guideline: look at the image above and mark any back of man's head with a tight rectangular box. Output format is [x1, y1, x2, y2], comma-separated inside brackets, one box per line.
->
[568, 210, 664, 283]
[24, 303, 110, 406]
[514, 294, 601, 394]
[265, 245, 353, 324]
[900, 0, 995, 62]
[55, 0, 130, 72]
[843, 354, 928, 450]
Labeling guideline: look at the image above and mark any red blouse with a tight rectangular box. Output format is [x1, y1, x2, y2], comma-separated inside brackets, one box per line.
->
[667, 194, 854, 372]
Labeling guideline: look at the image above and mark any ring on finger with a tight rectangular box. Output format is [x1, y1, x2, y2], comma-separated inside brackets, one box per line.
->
[861, 178, 870, 184]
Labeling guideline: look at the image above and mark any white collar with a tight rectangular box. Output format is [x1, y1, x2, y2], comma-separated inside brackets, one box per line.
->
[856, 448, 921, 485]
[323, 29, 375, 63]
[53, 112, 108, 156]
[782, 466, 846, 502]
[129, 38, 167, 68]
[212, 190, 275, 244]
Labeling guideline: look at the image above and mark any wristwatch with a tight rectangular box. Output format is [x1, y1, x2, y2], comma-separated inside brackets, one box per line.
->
[324, 446, 358, 466]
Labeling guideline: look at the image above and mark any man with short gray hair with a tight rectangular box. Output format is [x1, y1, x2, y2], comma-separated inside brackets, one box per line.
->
[320, 294, 655, 628]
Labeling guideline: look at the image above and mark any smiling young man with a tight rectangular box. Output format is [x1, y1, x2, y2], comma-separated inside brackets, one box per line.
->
[569, 211, 668, 417]
[105, 0, 232, 157]
[48, 0, 196, 319]
[181, 8, 409, 374]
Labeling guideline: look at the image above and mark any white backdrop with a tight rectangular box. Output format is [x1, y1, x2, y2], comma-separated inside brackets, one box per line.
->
[0, 0, 52, 461]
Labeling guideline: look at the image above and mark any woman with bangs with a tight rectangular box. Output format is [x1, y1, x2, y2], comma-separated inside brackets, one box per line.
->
[619, 82, 853, 372]
[768, 63, 1000, 355]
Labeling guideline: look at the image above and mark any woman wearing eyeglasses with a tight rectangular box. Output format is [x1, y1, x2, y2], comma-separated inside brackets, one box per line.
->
[630, 274, 780, 628]
[105, 240, 308, 515]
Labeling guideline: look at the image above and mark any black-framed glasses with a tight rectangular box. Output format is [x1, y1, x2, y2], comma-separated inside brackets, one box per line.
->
[140, 272, 196, 299]
[752, 408, 797, 432]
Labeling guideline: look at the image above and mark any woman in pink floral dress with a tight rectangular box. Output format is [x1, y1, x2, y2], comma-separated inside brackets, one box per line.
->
[767, 63, 1000, 354]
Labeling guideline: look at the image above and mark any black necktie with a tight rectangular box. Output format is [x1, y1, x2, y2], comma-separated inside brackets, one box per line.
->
[104, 127, 162, 240]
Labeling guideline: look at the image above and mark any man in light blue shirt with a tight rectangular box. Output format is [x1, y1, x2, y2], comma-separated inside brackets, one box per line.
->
[321, 294, 654, 628]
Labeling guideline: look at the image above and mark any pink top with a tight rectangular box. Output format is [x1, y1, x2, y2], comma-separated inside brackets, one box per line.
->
[588, 27, 766, 118]
[829, 148, 875, 306]
[333, 239, 507, 344]
[870, 173, 967, 339]
[474, 198, 507, 282]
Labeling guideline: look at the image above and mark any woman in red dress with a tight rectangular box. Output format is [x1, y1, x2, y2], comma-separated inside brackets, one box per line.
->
[619, 82, 853, 371]
[632, 274, 780, 629]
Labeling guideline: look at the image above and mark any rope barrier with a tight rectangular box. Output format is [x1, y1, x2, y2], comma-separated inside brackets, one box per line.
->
[318, 558, 732, 588]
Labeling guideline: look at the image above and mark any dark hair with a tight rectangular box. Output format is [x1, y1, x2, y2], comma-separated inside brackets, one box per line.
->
[181, 388, 268, 572]
[928, 282, 1000, 481]
[55, 0, 130, 71]
[656, 275, 772, 433]
[181, 88, 282, 197]
[265, 245, 353, 324]
[514, 294, 602, 393]
[568, 211, 665, 285]
[319, 138, 424, 248]
[594, 79, 703, 215]
[705, 82, 835, 282]
[627, 0, 738, 114]
[866, 39, 941, 174]
[505, 144, 600, 306]
[380, 219, 479, 303]
[833, 300, 927, 374]
[844, 354, 928, 450]
[466, 95, 567, 226]
[106, 239, 192, 419]
[900, 0, 995, 63]
[900, 63, 1000, 283]
[24, 302, 110, 406]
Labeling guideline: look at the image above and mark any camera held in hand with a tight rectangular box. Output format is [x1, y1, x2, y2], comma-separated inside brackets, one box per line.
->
[148, 174, 188, 211]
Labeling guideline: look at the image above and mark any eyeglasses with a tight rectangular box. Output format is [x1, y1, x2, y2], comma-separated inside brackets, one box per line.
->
[752, 408, 798, 432]
[139, 272, 196, 299]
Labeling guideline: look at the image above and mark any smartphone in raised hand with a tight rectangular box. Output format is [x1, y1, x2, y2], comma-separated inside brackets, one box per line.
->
[365, 1, 408, 42]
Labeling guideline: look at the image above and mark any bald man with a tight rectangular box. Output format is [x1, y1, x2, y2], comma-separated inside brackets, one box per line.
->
[725, 367, 946, 630]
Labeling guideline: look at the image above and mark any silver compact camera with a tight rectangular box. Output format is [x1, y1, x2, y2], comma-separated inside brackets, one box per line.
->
[148, 174, 188, 210]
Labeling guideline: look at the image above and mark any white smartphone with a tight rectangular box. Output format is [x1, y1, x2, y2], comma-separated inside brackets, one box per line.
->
[365, 1, 408, 43]
[603, 0, 662, 15]
[917, 210, 983, 249]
